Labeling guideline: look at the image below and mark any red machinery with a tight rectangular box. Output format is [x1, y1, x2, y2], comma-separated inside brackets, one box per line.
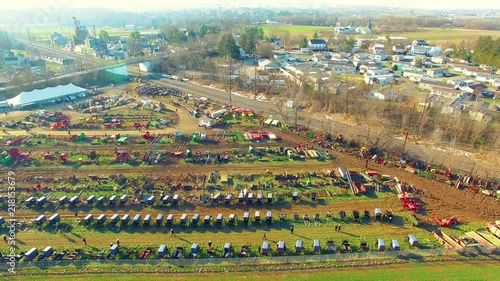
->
[114, 151, 130, 163]
[44, 153, 54, 160]
[401, 198, 420, 212]
[58, 153, 68, 163]
[432, 214, 458, 227]
[445, 169, 452, 180]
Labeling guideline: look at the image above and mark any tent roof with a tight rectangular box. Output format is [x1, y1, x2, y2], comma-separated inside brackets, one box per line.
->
[8, 83, 87, 107]
[117, 137, 128, 142]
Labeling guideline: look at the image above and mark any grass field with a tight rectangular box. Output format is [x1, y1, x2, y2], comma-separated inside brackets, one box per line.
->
[13, 260, 500, 281]
[260, 25, 332, 37]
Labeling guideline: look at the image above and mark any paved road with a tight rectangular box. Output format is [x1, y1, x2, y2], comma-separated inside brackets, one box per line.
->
[148, 77, 498, 179]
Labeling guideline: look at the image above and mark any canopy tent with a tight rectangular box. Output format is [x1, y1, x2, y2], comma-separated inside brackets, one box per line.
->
[116, 137, 128, 143]
[7, 83, 88, 109]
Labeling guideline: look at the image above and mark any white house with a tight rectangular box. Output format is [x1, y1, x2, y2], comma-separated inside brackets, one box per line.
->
[326, 62, 356, 74]
[308, 39, 327, 51]
[259, 59, 280, 71]
[392, 44, 406, 54]
[430, 56, 448, 64]
[448, 62, 470, 73]
[427, 68, 449, 78]
[432, 86, 466, 98]
[364, 74, 395, 85]
[367, 68, 390, 76]
[475, 73, 499, 84]
[402, 70, 426, 79]
[372, 92, 398, 101]
[464, 67, 493, 77]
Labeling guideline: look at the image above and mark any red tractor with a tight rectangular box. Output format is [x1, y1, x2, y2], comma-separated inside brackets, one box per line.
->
[432, 214, 458, 227]
[401, 198, 419, 212]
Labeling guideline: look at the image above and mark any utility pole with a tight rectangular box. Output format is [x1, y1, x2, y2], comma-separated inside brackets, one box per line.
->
[254, 54, 257, 99]
[401, 103, 416, 159]
[416, 91, 430, 143]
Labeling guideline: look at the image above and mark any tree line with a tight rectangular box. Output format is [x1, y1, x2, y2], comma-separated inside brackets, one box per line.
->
[451, 36, 500, 68]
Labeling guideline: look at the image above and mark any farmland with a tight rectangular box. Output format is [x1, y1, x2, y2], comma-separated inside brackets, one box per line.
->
[0, 82, 499, 277]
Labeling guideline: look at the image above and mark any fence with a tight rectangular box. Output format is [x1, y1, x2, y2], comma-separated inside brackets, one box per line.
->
[2, 248, 476, 270]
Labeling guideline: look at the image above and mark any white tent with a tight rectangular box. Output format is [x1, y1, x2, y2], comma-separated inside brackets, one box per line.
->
[7, 83, 88, 109]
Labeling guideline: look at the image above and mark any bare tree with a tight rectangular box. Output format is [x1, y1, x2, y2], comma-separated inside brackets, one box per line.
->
[272, 97, 290, 124]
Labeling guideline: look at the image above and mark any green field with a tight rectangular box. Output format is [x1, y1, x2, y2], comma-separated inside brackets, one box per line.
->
[384, 28, 500, 44]
[12, 260, 500, 281]
[260, 25, 332, 37]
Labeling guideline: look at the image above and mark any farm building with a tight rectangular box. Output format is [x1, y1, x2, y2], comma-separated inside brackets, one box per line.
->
[7, 83, 88, 109]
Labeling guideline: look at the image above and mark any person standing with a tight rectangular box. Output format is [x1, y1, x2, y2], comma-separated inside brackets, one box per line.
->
[290, 225, 294, 234]
[170, 229, 176, 237]
[82, 237, 87, 245]
[262, 232, 267, 239]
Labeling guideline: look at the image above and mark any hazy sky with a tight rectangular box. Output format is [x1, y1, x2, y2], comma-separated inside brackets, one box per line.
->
[4, 0, 499, 10]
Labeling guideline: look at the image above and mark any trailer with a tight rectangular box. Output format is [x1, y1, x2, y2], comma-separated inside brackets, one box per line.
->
[48, 213, 60, 225]
[96, 196, 105, 205]
[172, 194, 180, 205]
[156, 214, 164, 225]
[267, 193, 273, 203]
[190, 243, 200, 258]
[25, 197, 36, 206]
[157, 244, 167, 258]
[256, 193, 263, 204]
[295, 240, 303, 253]
[162, 195, 171, 204]
[312, 239, 320, 252]
[34, 214, 46, 225]
[35, 196, 47, 206]
[225, 194, 233, 204]
[292, 191, 299, 201]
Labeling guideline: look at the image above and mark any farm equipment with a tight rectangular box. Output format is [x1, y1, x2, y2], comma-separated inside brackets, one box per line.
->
[139, 248, 152, 259]
[341, 240, 351, 253]
[327, 240, 336, 253]
[401, 198, 420, 212]
[432, 214, 458, 227]
[486, 221, 500, 238]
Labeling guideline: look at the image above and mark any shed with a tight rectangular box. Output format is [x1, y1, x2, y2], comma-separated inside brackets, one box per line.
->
[157, 244, 167, 258]
[84, 214, 94, 223]
[42, 246, 54, 257]
[147, 196, 156, 205]
[213, 193, 221, 202]
[262, 241, 270, 254]
[266, 211, 272, 222]
[408, 235, 418, 247]
[25, 197, 36, 205]
[377, 239, 386, 251]
[162, 195, 171, 204]
[59, 196, 68, 205]
[204, 215, 212, 225]
[69, 196, 80, 205]
[143, 214, 152, 225]
[36, 196, 47, 205]
[132, 214, 141, 224]
[277, 241, 285, 254]
[48, 213, 60, 225]
[223, 243, 232, 258]
[216, 213, 224, 224]
[121, 214, 130, 224]
[313, 239, 320, 252]
[267, 193, 273, 203]
[391, 240, 400, 251]
[256, 193, 263, 203]
[238, 192, 245, 202]
[35, 215, 46, 225]
[166, 214, 174, 224]
[156, 214, 164, 225]
[229, 214, 236, 224]
[97, 214, 106, 224]
[295, 240, 303, 253]
[96, 196, 105, 205]
[247, 193, 254, 203]
[192, 213, 200, 225]
[25, 247, 39, 261]
[110, 214, 120, 224]
[225, 194, 233, 204]
[180, 214, 188, 225]
[199, 117, 215, 127]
